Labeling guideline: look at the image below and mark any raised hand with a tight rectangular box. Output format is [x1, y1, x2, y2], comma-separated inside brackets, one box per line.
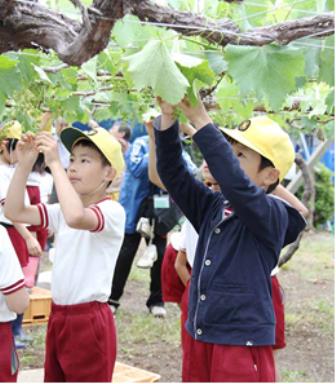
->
[16, 133, 39, 168]
[156, 97, 177, 130]
[156, 97, 176, 117]
[35, 132, 60, 167]
[178, 96, 212, 130]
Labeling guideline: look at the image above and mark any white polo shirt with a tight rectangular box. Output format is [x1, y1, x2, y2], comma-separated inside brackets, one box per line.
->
[179, 219, 198, 268]
[37, 198, 126, 305]
[0, 225, 25, 322]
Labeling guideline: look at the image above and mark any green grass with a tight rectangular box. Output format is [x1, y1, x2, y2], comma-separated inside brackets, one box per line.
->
[18, 325, 47, 368]
[285, 232, 334, 281]
[281, 369, 308, 382]
[116, 306, 181, 347]
[129, 263, 150, 283]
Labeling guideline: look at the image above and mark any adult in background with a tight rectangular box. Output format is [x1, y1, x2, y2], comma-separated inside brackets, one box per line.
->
[108, 131, 168, 317]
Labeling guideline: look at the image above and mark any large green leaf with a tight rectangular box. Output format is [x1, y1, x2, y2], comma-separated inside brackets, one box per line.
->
[124, 40, 189, 104]
[225, 45, 305, 110]
[0, 55, 17, 70]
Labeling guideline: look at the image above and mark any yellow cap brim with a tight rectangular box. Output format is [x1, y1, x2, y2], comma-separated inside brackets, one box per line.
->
[60, 127, 124, 176]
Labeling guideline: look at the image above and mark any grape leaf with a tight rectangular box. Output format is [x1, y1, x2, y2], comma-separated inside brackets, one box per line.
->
[225, 45, 305, 110]
[0, 55, 17, 70]
[124, 40, 189, 104]
[205, 51, 228, 74]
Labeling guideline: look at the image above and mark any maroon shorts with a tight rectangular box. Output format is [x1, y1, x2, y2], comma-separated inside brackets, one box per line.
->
[271, 275, 286, 349]
[182, 337, 275, 382]
[6, 227, 29, 268]
[44, 301, 116, 382]
[161, 244, 185, 304]
[181, 280, 275, 382]
[0, 322, 19, 382]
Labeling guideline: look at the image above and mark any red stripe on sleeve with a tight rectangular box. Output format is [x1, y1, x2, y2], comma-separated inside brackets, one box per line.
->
[37, 204, 45, 228]
[89, 205, 105, 232]
[41, 204, 49, 228]
[89, 207, 103, 232]
[1, 279, 25, 295]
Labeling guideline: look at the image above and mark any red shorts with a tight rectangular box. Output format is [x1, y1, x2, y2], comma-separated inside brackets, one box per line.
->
[271, 275, 286, 349]
[0, 322, 19, 382]
[182, 337, 275, 382]
[44, 301, 116, 382]
[6, 227, 29, 268]
[161, 244, 185, 304]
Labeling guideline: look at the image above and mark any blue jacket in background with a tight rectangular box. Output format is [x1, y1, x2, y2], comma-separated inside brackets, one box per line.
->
[120, 134, 198, 234]
[154, 119, 306, 346]
[119, 135, 158, 234]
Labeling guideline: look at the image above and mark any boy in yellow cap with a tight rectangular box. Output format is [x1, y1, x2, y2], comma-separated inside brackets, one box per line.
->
[153, 97, 306, 382]
[4, 127, 126, 382]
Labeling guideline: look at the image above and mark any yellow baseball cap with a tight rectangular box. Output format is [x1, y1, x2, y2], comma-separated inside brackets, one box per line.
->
[219, 116, 295, 181]
[60, 127, 125, 177]
[0, 120, 22, 140]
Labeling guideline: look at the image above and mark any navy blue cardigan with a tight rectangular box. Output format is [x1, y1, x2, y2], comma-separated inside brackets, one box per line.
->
[154, 119, 306, 346]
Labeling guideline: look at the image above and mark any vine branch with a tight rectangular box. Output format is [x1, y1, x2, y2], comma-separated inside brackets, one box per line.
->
[0, 1, 333, 66]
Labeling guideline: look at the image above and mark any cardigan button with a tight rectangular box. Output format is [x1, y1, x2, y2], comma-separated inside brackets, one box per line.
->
[214, 227, 221, 234]
[205, 259, 211, 266]
[200, 294, 206, 301]
[196, 328, 203, 336]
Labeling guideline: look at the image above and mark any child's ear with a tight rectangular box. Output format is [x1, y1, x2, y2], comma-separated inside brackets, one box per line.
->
[264, 167, 280, 187]
[104, 166, 116, 182]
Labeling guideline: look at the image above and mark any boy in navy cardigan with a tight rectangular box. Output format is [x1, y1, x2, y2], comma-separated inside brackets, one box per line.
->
[153, 98, 306, 382]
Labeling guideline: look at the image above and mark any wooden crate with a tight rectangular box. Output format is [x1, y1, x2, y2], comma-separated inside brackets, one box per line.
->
[113, 362, 160, 383]
[23, 286, 51, 325]
[18, 362, 161, 382]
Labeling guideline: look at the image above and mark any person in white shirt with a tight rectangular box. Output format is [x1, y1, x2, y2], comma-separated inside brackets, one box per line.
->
[0, 225, 29, 382]
[4, 126, 126, 382]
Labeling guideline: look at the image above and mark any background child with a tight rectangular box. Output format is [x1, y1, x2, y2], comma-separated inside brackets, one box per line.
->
[0, 224, 29, 382]
[4, 127, 125, 382]
[0, 121, 41, 348]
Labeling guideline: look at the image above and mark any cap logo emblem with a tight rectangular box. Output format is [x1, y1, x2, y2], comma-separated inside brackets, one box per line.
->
[87, 128, 99, 136]
[238, 120, 251, 131]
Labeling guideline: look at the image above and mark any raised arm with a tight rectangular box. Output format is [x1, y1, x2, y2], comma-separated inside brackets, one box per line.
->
[4, 134, 41, 226]
[272, 185, 309, 218]
[146, 121, 166, 191]
[153, 100, 219, 232]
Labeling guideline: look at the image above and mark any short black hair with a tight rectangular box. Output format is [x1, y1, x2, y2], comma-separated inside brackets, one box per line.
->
[72, 138, 110, 167]
[5, 138, 18, 153]
[117, 123, 131, 141]
[259, 156, 279, 193]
